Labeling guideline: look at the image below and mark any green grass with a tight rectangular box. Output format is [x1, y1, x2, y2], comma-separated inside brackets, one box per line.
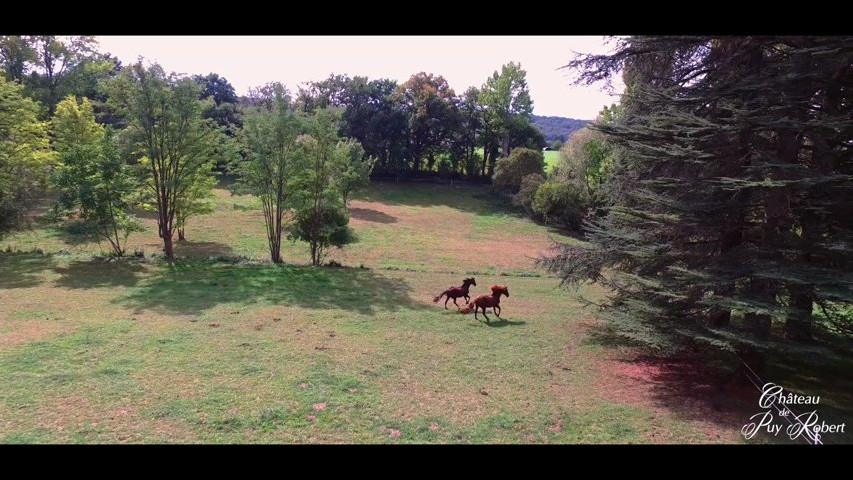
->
[544, 150, 560, 172]
[473, 148, 561, 173]
[2, 180, 847, 444]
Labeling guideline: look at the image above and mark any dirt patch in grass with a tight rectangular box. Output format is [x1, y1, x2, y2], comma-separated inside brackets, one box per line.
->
[589, 350, 754, 443]
[0, 322, 76, 350]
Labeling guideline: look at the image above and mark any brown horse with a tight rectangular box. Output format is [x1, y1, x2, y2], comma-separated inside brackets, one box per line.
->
[433, 277, 477, 309]
[459, 285, 509, 323]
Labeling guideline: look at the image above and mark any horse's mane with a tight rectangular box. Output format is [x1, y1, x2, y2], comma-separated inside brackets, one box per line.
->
[489, 284, 508, 295]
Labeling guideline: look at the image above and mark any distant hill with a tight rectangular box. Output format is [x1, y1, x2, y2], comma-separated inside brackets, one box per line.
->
[532, 115, 589, 142]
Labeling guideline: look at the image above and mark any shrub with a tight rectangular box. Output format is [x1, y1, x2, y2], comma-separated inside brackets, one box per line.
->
[514, 173, 545, 218]
[492, 147, 545, 192]
[532, 180, 591, 230]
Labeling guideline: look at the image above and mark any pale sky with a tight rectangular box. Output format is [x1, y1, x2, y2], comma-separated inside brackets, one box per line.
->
[96, 36, 624, 120]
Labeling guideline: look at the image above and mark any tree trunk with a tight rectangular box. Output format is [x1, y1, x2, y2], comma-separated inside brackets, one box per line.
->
[744, 312, 772, 339]
[736, 346, 767, 386]
[178, 227, 186, 242]
[163, 232, 174, 259]
[502, 135, 510, 158]
[786, 284, 813, 342]
[710, 308, 731, 328]
[412, 150, 421, 173]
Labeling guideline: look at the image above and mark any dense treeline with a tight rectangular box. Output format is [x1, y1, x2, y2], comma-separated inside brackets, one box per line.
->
[540, 36, 853, 374]
[531, 115, 588, 142]
[0, 35, 547, 264]
[287, 62, 545, 180]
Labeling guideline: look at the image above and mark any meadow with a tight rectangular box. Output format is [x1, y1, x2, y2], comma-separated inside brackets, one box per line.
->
[1, 181, 849, 443]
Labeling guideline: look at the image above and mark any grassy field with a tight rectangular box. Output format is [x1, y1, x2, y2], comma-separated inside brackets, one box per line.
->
[1, 181, 850, 443]
[544, 150, 560, 172]
[472, 148, 561, 174]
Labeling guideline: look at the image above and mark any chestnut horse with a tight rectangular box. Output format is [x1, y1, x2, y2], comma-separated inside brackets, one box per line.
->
[459, 285, 509, 323]
[433, 277, 477, 309]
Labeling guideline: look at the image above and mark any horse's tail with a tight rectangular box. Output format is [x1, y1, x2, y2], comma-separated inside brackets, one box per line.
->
[433, 291, 446, 303]
[459, 301, 476, 314]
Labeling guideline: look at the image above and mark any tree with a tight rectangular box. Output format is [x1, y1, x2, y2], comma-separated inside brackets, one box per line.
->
[105, 61, 218, 259]
[396, 72, 458, 174]
[194, 73, 243, 136]
[0, 75, 54, 236]
[234, 85, 302, 263]
[479, 62, 534, 158]
[556, 126, 614, 197]
[532, 179, 591, 230]
[288, 108, 357, 266]
[51, 97, 142, 255]
[27, 36, 99, 116]
[337, 139, 375, 205]
[288, 203, 354, 266]
[541, 36, 853, 378]
[492, 147, 545, 191]
[0, 36, 36, 83]
[451, 86, 483, 179]
[175, 164, 218, 242]
[515, 172, 545, 217]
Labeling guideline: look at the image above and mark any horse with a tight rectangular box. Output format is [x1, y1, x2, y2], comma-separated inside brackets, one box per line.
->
[433, 277, 477, 309]
[459, 285, 509, 323]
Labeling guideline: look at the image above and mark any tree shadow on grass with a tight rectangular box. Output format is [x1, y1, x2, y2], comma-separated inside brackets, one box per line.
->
[349, 207, 397, 224]
[581, 322, 853, 442]
[0, 252, 54, 289]
[53, 261, 147, 289]
[115, 262, 420, 316]
[581, 322, 756, 433]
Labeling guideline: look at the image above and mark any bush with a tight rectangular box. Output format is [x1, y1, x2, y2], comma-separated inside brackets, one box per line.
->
[514, 173, 545, 218]
[287, 203, 356, 266]
[492, 147, 545, 192]
[532, 180, 591, 230]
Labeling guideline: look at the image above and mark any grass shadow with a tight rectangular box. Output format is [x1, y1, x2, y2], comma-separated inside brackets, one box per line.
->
[483, 318, 527, 328]
[53, 261, 147, 289]
[606, 352, 759, 439]
[589, 320, 853, 444]
[115, 262, 420, 316]
[175, 241, 236, 258]
[349, 207, 397, 224]
[0, 252, 54, 289]
[365, 181, 522, 219]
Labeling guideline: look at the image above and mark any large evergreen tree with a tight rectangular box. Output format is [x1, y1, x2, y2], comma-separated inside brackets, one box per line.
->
[541, 36, 853, 376]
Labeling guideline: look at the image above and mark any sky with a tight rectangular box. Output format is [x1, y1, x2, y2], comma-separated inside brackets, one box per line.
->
[96, 36, 624, 120]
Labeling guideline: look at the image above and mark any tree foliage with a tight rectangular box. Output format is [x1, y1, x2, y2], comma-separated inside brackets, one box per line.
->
[396, 72, 458, 174]
[105, 61, 217, 259]
[288, 109, 357, 266]
[0, 75, 54, 236]
[51, 98, 142, 256]
[492, 147, 545, 191]
[541, 37, 853, 372]
[235, 85, 303, 263]
[479, 62, 533, 158]
[336, 138, 375, 205]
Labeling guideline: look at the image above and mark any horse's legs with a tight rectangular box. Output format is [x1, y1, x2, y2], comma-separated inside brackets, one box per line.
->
[444, 297, 449, 309]
[474, 305, 478, 320]
[481, 306, 490, 323]
[453, 297, 460, 307]
[494, 305, 501, 318]
[464, 295, 470, 303]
